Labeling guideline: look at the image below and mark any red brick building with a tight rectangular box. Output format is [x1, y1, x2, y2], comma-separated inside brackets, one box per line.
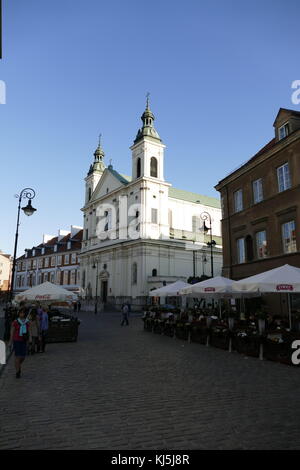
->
[215, 108, 300, 282]
[15, 226, 83, 294]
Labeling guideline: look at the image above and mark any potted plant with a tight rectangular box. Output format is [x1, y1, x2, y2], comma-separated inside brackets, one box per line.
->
[256, 310, 267, 334]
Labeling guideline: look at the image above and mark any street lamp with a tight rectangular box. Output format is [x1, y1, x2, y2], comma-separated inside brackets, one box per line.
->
[10, 188, 37, 300]
[200, 211, 216, 278]
[92, 259, 99, 314]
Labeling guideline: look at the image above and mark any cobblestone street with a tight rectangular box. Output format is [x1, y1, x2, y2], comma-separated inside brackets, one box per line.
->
[0, 311, 300, 450]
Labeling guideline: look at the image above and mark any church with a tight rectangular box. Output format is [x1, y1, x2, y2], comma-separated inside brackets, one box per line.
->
[80, 99, 223, 310]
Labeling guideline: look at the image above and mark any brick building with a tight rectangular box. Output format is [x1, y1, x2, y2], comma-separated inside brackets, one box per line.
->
[215, 108, 300, 282]
[14, 226, 83, 294]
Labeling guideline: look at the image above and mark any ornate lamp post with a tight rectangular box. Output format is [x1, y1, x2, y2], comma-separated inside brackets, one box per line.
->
[200, 211, 216, 278]
[10, 188, 37, 301]
[92, 259, 99, 314]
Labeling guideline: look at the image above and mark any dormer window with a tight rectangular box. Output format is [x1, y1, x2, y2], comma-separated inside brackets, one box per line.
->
[54, 245, 58, 252]
[32, 249, 35, 257]
[67, 241, 71, 250]
[279, 123, 289, 140]
[42, 248, 45, 255]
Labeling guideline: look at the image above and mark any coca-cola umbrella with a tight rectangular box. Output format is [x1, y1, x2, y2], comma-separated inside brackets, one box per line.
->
[232, 264, 300, 328]
[15, 281, 78, 303]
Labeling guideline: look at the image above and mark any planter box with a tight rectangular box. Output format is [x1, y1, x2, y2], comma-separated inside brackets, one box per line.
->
[175, 323, 190, 341]
[163, 322, 175, 337]
[210, 330, 230, 350]
[232, 334, 261, 358]
[153, 320, 164, 334]
[47, 317, 80, 343]
[190, 326, 208, 345]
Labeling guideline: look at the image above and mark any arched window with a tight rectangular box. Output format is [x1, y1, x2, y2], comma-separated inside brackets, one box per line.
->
[132, 263, 137, 285]
[88, 187, 92, 201]
[137, 158, 141, 178]
[152, 269, 157, 277]
[150, 157, 158, 178]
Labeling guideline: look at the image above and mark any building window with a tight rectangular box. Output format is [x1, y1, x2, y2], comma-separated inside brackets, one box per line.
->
[85, 228, 89, 240]
[282, 221, 297, 253]
[67, 241, 71, 250]
[44, 257, 49, 268]
[50, 271, 55, 283]
[63, 270, 69, 285]
[150, 157, 158, 178]
[51, 256, 56, 267]
[253, 178, 263, 204]
[152, 269, 157, 277]
[38, 258, 43, 269]
[256, 230, 267, 258]
[279, 123, 289, 140]
[71, 270, 76, 285]
[56, 271, 61, 284]
[151, 208, 158, 224]
[64, 254, 70, 265]
[88, 187, 92, 201]
[132, 263, 137, 285]
[71, 253, 77, 264]
[237, 238, 245, 264]
[137, 158, 141, 178]
[54, 245, 57, 252]
[57, 256, 62, 266]
[32, 259, 37, 269]
[37, 273, 42, 285]
[277, 163, 291, 192]
[234, 189, 243, 213]
[82, 270, 86, 289]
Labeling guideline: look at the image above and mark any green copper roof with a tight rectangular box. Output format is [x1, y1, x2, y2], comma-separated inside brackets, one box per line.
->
[118, 174, 220, 208]
[169, 187, 220, 208]
[108, 167, 131, 185]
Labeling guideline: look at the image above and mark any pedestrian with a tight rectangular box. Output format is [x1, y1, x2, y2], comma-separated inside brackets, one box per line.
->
[121, 303, 129, 326]
[9, 309, 30, 378]
[38, 307, 49, 353]
[27, 309, 40, 355]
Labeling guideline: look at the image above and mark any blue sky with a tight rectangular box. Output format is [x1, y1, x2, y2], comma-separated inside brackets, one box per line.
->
[1, 0, 300, 256]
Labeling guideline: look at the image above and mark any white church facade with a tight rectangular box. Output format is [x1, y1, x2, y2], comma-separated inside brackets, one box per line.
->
[80, 100, 223, 310]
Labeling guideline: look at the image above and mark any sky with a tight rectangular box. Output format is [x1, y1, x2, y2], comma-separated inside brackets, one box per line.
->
[1, 0, 300, 256]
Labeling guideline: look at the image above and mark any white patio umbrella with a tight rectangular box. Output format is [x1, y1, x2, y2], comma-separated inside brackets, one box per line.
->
[180, 276, 235, 295]
[15, 281, 78, 303]
[232, 264, 300, 328]
[149, 280, 190, 297]
[179, 276, 236, 318]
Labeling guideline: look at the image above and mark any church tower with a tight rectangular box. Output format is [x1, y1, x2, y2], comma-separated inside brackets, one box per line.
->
[85, 135, 106, 204]
[130, 95, 166, 181]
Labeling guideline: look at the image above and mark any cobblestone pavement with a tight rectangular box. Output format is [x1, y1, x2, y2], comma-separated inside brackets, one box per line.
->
[0, 311, 300, 450]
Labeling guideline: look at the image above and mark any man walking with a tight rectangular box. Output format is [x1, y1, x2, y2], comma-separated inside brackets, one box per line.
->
[38, 307, 49, 352]
[121, 303, 129, 326]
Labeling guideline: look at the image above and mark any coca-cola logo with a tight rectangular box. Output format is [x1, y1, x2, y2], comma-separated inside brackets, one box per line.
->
[276, 284, 294, 291]
[204, 287, 215, 292]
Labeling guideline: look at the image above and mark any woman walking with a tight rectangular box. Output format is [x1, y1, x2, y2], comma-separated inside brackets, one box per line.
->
[28, 309, 40, 355]
[9, 309, 30, 379]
